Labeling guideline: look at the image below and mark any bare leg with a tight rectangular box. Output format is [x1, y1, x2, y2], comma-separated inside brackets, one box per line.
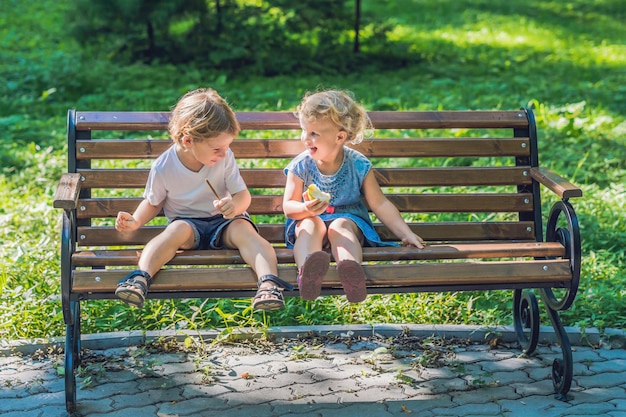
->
[221, 218, 278, 277]
[293, 217, 330, 300]
[328, 218, 367, 303]
[117, 220, 195, 307]
[327, 218, 363, 263]
[222, 218, 291, 310]
[293, 216, 327, 267]
[139, 220, 195, 277]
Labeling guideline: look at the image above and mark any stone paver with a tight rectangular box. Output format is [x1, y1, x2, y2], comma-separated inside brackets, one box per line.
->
[0, 324, 624, 416]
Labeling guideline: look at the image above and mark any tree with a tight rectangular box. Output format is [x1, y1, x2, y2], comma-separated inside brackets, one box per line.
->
[354, 0, 361, 53]
[66, 0, 391, 75]
[69, 0, 206, 62]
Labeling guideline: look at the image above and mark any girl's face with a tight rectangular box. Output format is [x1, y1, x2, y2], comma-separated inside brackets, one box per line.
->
[179, 132, 233, 171]
[300, 117, 346, 162]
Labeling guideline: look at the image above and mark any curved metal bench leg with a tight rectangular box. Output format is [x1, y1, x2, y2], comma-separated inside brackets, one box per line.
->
[514, 288, 573, 400]
[513, 289, 540, 355]
[544, 300, 573, 401]
[65, 301, 81, 414]
[539, 199, 578, 400]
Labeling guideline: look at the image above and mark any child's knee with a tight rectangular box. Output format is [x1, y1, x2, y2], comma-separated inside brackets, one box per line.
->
[168, 220, 195, 236]
[296, 216, 326, 235]
[328, 218, 358, 234]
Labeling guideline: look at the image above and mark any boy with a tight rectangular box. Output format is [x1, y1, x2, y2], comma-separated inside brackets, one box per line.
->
[115, 88, 291, 310]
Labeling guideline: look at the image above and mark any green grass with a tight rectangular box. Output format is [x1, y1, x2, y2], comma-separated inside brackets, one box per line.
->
[1, 0, 625, 340]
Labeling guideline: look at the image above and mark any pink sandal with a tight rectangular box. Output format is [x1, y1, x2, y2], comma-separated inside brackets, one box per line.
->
[297, 251, 330, 300]
[337, 260, 367, 303]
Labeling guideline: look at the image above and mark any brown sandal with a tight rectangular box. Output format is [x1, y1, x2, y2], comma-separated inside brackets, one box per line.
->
[252, 274, 293, 311]
[115, 270, 152, 308]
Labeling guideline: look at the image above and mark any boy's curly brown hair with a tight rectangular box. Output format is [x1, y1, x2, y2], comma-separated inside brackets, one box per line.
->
[169, 88, 240, 144]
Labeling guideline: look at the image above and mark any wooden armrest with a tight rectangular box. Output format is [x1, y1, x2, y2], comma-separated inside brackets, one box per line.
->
[53, 173, 82, 210]
[530, 167, 582, 199]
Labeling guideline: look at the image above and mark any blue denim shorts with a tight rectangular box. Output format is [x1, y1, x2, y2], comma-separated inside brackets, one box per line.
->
[171, 213, 257, 250]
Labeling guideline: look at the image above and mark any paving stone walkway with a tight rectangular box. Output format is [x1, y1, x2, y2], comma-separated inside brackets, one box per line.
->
[1, 325, 625, 417]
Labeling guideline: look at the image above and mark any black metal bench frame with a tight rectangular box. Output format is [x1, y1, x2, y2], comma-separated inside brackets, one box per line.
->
[54, 107, 582, 413]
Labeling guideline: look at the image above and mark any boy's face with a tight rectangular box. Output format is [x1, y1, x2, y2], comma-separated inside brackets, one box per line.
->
[182, 132, 234, 168]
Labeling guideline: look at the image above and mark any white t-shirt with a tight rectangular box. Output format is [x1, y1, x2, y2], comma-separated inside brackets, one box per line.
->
[144, 145, 247, 219]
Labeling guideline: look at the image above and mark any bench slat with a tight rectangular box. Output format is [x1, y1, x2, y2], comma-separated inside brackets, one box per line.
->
[76, 222, 536, 246]
[373, 167, 532, 187]
[76, 194, 534, 218]
[75, 111, 171, 130]
[74, 111, 530, 131]
[79, 167, 532, 189]
[71, 259, 571, 294]
[71, 242, 565, 267]
[373, 222, 536, 242]
[388, 194, 534, 212]
[75, 138, 530, 159]
[366, 110, 530, 129]
[355, 138, 530, 158]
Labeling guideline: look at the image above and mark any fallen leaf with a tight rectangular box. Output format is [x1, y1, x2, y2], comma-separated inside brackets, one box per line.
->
[488, 337, 501, 348]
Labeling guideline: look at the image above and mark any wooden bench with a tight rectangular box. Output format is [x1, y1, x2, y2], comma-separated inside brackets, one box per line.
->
[54, 107, 582, 413]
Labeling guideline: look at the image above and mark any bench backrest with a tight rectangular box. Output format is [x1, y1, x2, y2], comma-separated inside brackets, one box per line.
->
[66, 109, 544, 250]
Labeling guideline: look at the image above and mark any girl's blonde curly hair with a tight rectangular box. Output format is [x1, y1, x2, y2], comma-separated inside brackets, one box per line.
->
[295, 89, 372, 145]
[169, 88, 240, 144]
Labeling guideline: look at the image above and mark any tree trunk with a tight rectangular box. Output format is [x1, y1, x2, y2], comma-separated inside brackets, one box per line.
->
[146, 19, 155, 60]
[216, 0, 223, 33]
[353, 0, 361, 53]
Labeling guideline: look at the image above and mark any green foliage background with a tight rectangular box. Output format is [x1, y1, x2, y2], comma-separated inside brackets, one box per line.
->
[1, 0, 624, 340]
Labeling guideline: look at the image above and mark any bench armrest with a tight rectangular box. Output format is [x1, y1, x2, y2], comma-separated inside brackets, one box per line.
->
[530, 167, 582, 200]
[53, 173, 82, 210]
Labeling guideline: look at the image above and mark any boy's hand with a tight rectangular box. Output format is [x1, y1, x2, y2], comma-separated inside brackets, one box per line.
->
[115, 211, 139, 232]
[214, 196, 236, 219]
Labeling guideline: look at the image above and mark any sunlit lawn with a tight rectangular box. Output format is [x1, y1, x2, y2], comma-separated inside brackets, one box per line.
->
[0, 0, 624, 340]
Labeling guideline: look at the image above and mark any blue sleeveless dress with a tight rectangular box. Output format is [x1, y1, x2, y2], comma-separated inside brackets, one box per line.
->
[284, 146, 398, 248]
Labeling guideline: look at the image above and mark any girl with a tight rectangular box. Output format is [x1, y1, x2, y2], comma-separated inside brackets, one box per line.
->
[283, 90, 425, 303]
[115, 88, 291, 310]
